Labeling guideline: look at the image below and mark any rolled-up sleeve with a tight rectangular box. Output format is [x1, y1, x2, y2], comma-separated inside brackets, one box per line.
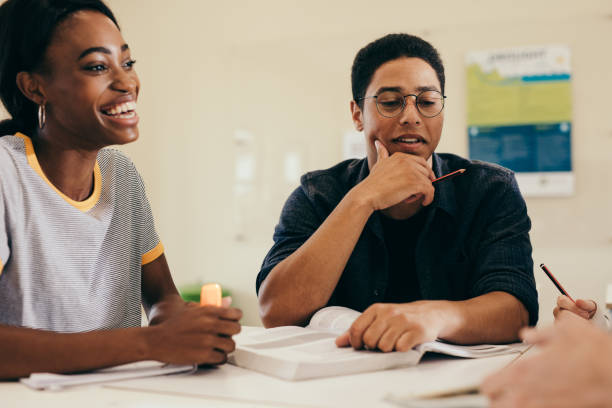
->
[256, 186, 322, 294]
[468, 172, 539, 325]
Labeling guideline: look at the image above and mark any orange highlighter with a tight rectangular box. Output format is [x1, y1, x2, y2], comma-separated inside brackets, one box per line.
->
[200, 283, 222, 306]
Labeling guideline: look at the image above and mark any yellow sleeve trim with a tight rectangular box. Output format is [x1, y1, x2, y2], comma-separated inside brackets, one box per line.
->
[15, 133, 102, 212]
[142, 241, 164, 265]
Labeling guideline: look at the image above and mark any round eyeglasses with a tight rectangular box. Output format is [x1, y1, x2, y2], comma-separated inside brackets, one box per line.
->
[359, 90, 446, 118]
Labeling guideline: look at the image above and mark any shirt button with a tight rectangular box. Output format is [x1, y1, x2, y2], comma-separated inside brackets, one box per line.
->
[373, 290, 379, 296]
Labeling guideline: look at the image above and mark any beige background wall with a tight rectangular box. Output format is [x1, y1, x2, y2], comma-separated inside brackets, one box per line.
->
[2, 0, 611, 326]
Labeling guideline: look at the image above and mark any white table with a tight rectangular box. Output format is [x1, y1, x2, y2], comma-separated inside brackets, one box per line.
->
[2, 351, 521, 408]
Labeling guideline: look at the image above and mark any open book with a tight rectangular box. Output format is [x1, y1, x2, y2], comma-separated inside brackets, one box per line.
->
[229, 306, 525, 381]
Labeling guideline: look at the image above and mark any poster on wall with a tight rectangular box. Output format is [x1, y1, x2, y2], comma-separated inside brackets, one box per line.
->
[466, 45, 573, 197]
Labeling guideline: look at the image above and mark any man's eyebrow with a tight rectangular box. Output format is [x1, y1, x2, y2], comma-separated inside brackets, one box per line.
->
[415, 85, 441, 93]
[374, 86, 402, 95]
[374, 85, 441, 95]
[77, 44, 130, 60]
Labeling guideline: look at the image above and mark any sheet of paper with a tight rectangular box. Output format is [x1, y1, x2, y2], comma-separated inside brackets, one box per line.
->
[385, 393, 488, 408]
[419, 341, 527, 358]
[306, 305, 361, 335]
[20, 361, 196, 391]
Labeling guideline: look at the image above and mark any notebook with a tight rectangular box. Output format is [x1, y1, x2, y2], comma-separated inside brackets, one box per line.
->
[20, 360, 196, 390]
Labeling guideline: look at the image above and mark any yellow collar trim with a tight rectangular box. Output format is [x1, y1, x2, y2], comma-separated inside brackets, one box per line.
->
[15, 133, 102, 212]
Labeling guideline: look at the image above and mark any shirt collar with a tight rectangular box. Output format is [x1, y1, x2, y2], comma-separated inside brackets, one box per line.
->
[431, 153, 458, 218]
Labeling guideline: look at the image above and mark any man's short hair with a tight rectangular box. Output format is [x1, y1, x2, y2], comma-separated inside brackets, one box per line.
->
[351, 33, 445, 109]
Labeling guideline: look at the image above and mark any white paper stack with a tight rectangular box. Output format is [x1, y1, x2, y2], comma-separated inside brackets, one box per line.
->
[20, 361, 196, 391]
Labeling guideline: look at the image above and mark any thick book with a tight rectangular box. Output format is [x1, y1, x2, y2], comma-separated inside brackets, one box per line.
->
[229, 306, 525, 381]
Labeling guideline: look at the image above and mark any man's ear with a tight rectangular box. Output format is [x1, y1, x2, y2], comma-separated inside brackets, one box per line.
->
[350, 100, 364, 132]
[16, 71, 47, 105]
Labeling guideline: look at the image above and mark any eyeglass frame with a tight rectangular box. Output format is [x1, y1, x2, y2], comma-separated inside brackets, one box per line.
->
[358, 89, 447, 118]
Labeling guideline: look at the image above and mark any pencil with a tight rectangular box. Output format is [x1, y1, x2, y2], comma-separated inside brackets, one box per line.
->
[539, 263, 575, 303]
[432, 168, 466, 184]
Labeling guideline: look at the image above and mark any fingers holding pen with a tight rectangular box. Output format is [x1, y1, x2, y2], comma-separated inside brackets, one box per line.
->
[575, 298, 597, 318]
[554, 295, 594, 320]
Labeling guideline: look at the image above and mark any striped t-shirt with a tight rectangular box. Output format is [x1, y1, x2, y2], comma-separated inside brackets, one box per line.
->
[0, 133, 163, 332]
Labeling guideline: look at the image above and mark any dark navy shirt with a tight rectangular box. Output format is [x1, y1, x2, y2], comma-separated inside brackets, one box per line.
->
[380, 210, 426, 303]
[257, 153, 539, 325]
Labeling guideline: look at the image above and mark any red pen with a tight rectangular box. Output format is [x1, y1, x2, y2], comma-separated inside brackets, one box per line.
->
[432, 168, 466, 184]
[540, 263, 575, 303]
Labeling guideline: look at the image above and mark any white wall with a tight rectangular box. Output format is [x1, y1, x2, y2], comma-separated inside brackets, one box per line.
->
[2, 0, 611, 326]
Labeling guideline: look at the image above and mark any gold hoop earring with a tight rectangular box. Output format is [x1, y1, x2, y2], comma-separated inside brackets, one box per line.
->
[38, 103, 46, 129]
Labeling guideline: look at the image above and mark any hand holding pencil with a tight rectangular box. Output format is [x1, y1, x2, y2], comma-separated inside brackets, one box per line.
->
[554, 296, 597, 320]
[539, 263, 599, 321]
[357, 141, 436, 209]
[358, 141, 466, 210]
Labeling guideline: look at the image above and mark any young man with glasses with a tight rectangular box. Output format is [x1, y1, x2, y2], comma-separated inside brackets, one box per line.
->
[257, 34, 538, 352]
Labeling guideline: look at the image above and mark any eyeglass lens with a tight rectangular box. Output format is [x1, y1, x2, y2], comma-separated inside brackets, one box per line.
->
[376, 90, 444, 118]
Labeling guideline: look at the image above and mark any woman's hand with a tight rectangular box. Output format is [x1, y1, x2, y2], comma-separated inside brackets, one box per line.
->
[147, 305, 242, 365]
[553, 295, 597, 320]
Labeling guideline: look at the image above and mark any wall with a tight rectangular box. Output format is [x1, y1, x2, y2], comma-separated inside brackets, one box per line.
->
[2, 0, 611, 326]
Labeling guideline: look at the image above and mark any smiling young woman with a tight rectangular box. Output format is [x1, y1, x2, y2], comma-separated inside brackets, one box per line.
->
[0, 0, 241, 379]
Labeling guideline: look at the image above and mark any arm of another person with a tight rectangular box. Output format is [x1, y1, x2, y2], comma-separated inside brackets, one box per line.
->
[0, 254, 241, 380]
[481, 311, 612, 408]
[336, 171, 533, 351]
[258, 142, 435, 327]
[555, 296, 597, 320]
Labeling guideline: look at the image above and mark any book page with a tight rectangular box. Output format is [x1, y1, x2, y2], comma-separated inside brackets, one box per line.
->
[232, 326, 422, 380]
[236, 326, 336, 349]
[418, 340, 527, 358]
[306, 306, 361, 335]
[260, 337, 361, 362]
[592, 302, 611, 332]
